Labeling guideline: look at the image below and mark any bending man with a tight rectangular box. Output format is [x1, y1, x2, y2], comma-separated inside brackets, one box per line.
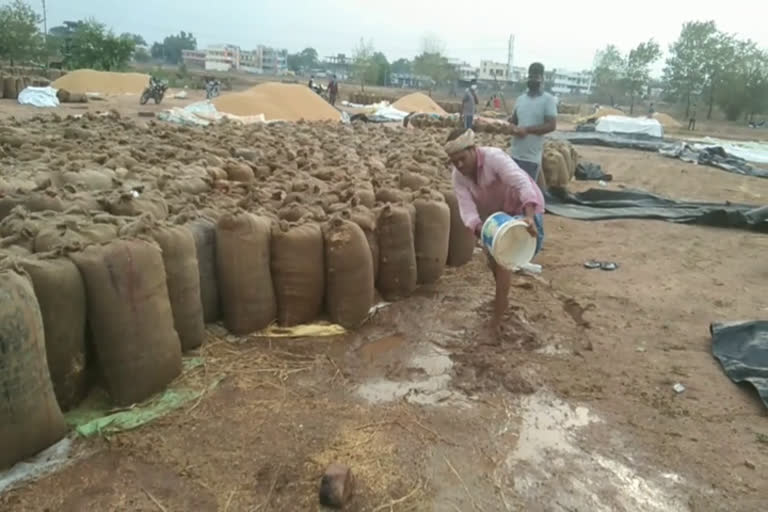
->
[446, 128, 545, 330]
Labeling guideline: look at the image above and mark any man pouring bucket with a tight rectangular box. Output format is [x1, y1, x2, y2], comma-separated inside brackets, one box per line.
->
[445, 128, 545, 332]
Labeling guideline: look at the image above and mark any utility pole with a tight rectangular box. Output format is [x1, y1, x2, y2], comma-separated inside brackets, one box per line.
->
[41, 0, 48, 40]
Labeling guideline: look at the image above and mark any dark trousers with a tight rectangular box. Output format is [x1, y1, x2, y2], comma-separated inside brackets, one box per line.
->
[688, 118, 696, 131]
[513, 157, 540, 181]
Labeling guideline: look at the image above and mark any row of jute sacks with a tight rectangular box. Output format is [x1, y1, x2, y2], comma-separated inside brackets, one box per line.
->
[0, 191, 475, 471]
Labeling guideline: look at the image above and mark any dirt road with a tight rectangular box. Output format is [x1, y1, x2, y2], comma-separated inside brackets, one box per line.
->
[1, 108, 767, 510]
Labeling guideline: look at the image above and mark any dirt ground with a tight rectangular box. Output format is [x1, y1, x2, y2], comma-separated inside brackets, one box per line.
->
[2, 98, 768, 511]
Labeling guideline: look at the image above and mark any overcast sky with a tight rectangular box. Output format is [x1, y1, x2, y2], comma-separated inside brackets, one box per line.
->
[45, 0, 767, 74]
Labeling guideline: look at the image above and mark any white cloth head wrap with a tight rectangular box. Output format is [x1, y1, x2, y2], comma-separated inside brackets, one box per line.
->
[444, 129, 475, 156]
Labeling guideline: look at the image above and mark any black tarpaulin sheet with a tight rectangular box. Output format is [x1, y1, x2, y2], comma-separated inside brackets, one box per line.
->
[553, 132, 768, 179]
[545, 188, 768, 232]
[711, 321, 768, 409]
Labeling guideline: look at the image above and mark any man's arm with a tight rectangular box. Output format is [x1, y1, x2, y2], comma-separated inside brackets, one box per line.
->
[452, 172, 482, 235]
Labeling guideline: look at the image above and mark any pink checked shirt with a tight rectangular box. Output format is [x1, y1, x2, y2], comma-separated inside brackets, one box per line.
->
[452, 147, 545, 231]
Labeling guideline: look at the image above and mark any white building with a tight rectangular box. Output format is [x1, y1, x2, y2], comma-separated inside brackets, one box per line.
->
[182, 44, 288, 74]
[448, 59, 477, 81]
[478, 60, 509, 82]
[548, 69, 593, 95]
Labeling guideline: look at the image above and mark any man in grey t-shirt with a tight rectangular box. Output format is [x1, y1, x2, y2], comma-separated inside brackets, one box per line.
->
[509, 62, 558, 180]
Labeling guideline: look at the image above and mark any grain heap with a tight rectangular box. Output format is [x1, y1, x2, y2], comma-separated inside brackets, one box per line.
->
[0, 115, 554, 469]
[213, 82, 341, 121]
[392, 93, 447, 115]
[52, 69, 150, 95]
[653, 112, 682, 128]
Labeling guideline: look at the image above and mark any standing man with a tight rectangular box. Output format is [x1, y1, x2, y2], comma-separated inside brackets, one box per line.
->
[328, 75, 338, 106]
[508, 63, 557, 180]
[445, 127, 545, 331]
[688, 103, 697, 131]
[462, 79, 479, 130]
[648, 103, 656, 118]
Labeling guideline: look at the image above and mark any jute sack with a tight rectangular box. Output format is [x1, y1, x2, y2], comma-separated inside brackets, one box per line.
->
[0, 267, 67, 469]
[71, 239, 182, 405]
[216, 212, 276, 334]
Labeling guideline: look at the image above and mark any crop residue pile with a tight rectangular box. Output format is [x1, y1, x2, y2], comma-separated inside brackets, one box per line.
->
[52, 69, 150, 95]
[392, 93, 447, 115]
[213, 82, 341, 122]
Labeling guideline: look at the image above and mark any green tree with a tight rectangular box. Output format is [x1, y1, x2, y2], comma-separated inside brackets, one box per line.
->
[352, 38, 374, 90]
[68, 20, 135, 71]
[391, 58, 412, 75]
[133, 47, 151, 63]
[663, 21, 720, 118]
[716, 41, 768, 121]
[413, 35, 455, 92]
[121, 33, 147, 46]
[591, 44, 624, 104]
[0, 0, 44, 65]
[368, 52, 390, 86]
[622, 39, 661, 114]
[152, 31, 196, 65]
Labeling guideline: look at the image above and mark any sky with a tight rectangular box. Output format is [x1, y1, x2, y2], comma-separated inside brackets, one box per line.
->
[42, 0, 768, 75]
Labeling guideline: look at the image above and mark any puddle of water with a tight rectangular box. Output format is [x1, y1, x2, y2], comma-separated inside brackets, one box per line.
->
[503, 392, 688, 512]
[509, 393, 597, 463]
[356, 343, 469, 407]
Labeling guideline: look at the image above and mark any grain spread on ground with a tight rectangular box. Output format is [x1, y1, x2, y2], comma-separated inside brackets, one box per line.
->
[392, 93, 448, 115]
[576, 106, 624, 124]
[52, 69, 150, 95]
[212, 82, 341, 121]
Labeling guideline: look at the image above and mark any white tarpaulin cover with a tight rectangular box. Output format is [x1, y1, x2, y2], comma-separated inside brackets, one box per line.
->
[156, 101, 267, 126]
[17, 86, 59, 108]
[372, 104, 409, 122]
[596, 115, 664, 138]
[690, 137, 768, 164]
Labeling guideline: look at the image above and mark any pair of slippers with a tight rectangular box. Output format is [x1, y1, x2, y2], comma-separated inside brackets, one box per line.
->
[584, 260, 619, 271]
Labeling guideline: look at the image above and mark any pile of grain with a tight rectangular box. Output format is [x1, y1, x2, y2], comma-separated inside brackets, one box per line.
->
[653, 112, 682, 128]
[213, 82, 341, 122]
[576, 106, 623, 124]
[392, 93, 447, 115]
[52, 69, 150, 95]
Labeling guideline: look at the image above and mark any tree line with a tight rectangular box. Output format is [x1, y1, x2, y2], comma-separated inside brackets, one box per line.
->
[593, 20, 768, 121]
[0, 0, 196, 71]
[288, 36, 460, 91]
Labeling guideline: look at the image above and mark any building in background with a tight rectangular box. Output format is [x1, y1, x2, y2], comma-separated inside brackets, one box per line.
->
[547, 69, 593, 95]
[478, 60, 509, 82]
[181, 44, 288, 74]
[260, 46, 288, 74]
[181, 49, 206, 69]
[448, 59, 477, 81]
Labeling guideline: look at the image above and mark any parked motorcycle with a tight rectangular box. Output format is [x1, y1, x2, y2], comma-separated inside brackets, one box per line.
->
[140, 77, 168, 105]
[205, 79, 221, 100]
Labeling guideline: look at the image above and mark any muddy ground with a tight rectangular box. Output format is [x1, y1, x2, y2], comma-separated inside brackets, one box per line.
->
[2, 100, 768, 510]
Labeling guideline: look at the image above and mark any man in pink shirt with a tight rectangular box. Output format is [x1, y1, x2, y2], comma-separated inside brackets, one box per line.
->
[445, 128, 545, 331]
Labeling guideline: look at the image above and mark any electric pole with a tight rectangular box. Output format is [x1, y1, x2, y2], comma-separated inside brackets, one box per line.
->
[41, 0, 48, 40]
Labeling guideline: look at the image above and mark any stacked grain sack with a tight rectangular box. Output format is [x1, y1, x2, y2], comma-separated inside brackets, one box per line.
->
[541, 139, 578, 188]
[0, 115, 492, 469]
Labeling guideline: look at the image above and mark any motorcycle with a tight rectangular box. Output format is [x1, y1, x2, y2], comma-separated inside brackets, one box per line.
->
[205, 79, 221, 100]
[140, 77, 168, 105]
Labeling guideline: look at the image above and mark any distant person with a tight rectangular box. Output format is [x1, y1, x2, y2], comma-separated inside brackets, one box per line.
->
[508, 62, 557, 180]
[648, 103, 655, 118]
[308, 75, 315, 89]
[493, 95, 502, 110]
[328, 75, 338, 106]
[462, 79, 479, 130]
[688, 103, 697, 131]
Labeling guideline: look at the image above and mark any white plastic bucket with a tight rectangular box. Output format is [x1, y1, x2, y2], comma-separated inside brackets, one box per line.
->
[481, 212, 537, 270]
